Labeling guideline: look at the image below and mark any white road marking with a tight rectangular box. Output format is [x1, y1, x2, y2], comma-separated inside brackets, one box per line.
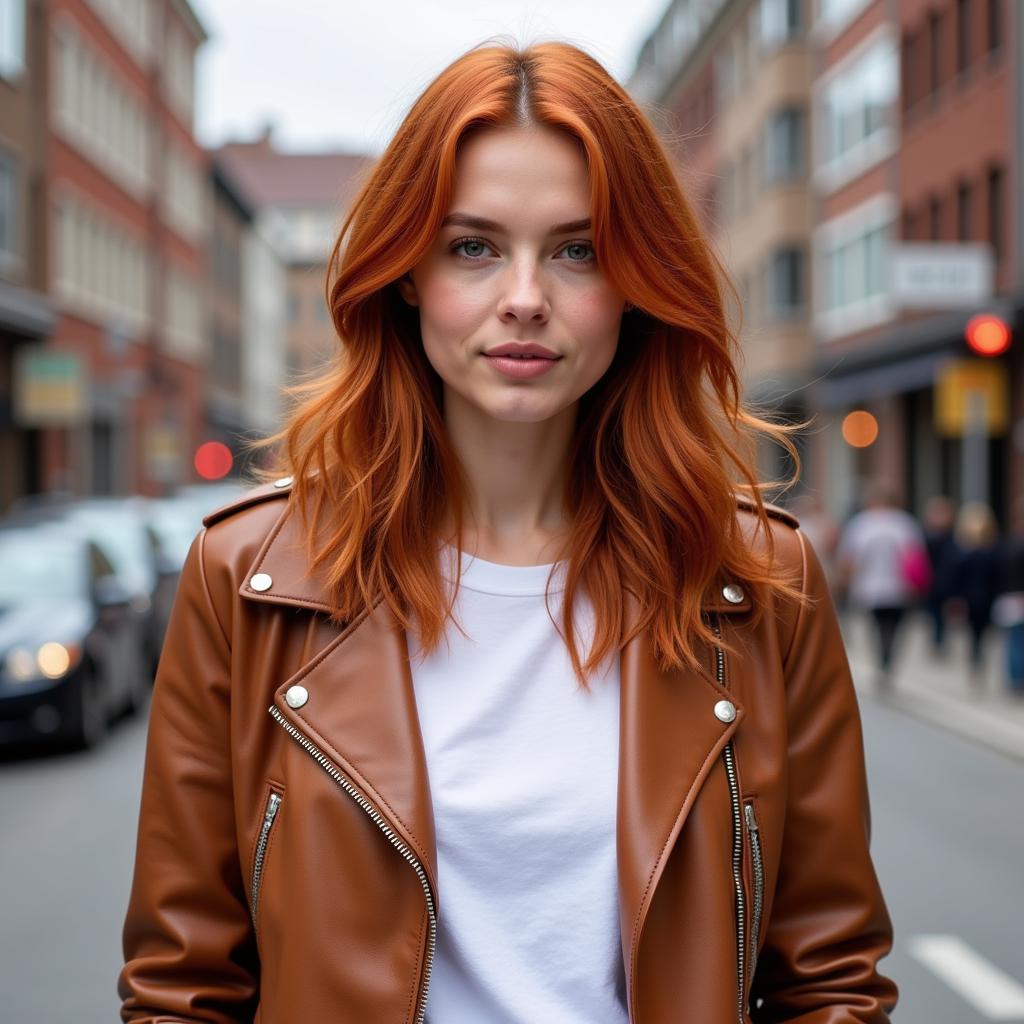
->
[909, 934, 1024, 1020]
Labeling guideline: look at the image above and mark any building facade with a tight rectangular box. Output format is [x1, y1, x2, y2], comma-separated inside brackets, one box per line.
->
[630, 0, 817, 484]
[215, 131, 374, 383]
[809, 0, 1019, 520]
[1, 0, 56, 507]
[26, 0, 209, 497]
[630, 0, 1023, 521]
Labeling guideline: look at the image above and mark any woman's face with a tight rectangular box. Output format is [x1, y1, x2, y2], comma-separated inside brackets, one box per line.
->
[399, 125, 627, 425]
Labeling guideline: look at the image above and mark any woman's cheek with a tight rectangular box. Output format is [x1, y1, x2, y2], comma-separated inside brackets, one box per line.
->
[421, 273, 488, 336]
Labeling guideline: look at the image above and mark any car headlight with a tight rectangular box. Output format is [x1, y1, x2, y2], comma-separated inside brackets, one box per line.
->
[4, 642, 83, 682]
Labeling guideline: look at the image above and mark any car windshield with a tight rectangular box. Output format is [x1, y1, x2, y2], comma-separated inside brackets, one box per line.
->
[65, 508, 154, 593]
[0, 530, 87, 605]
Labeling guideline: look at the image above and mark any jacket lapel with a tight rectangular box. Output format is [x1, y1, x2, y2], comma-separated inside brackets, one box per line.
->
[616, 588, 745, 1000]
[237, 494, 749, 946]
[238, 498, 440, 904]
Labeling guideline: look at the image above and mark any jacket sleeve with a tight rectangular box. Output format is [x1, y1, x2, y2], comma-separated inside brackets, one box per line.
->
[119, 527, 259, 1023]
[751, 529, 899, 1022]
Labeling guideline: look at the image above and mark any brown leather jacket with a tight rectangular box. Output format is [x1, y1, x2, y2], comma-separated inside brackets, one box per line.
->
[119, 479, 898, 1023]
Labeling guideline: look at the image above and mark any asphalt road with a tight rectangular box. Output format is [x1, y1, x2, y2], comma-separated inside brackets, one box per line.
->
[0, 682, 1022, 1023]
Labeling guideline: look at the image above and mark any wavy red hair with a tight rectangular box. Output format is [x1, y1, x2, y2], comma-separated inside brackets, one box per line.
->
[246, 38, 803, 685]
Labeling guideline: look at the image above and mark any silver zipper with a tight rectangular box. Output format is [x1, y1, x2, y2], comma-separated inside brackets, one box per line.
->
[711, 617, 747, 1024]
[250, 790, 282, 920]
[744, 801, 764, 980]
[268, 704, 437, 1024]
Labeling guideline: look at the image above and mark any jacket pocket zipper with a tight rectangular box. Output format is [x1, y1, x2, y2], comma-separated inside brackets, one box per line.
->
[268, 704, 437, 1024]
[744, 800, 764, 981]
[251, 789, 283, 921]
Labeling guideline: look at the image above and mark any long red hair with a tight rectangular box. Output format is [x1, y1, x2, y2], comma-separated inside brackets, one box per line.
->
[246, 38, 802, 685]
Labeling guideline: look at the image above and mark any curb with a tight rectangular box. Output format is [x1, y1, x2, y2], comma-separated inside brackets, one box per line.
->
[848, 656, 1024, 764]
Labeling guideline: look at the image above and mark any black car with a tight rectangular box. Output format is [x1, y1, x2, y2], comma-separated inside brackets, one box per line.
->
[10, 496, 180, 678]
[0, 521, 150, 749]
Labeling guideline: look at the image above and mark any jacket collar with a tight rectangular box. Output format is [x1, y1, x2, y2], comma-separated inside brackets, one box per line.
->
[241, 497, 747, 985]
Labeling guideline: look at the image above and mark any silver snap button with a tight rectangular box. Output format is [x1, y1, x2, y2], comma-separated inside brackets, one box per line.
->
[250, 572, 273, 591]
[285, 684, 308, 709]
[714, 699, 736, 723]
[722, 584, 744, 604]
[274, 476, 293, 488]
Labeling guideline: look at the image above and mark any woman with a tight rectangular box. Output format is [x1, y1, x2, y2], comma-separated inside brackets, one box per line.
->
[835, 480, 928, 693]
[119, 40, 897, 1023]
[951, 502, 1004, 688]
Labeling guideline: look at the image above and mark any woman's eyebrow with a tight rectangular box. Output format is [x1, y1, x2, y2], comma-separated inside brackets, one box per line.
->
[441, 212, 592, 234]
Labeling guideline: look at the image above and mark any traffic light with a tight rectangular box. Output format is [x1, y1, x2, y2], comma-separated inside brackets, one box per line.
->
[965, 313, 1011, 356]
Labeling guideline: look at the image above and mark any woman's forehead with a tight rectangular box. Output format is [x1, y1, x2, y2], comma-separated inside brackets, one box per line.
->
[449, 128, 591, 224]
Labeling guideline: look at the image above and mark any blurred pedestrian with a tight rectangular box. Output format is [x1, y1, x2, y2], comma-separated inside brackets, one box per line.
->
[837, 480, 929, 692]
[922, 495, 959, 655]
[993, 498, 1024, 697]
[950, 502, 1004, 689]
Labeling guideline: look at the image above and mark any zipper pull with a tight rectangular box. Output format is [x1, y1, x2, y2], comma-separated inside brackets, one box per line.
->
[264, 792, 282, 826]
[744, 802, 759, 833]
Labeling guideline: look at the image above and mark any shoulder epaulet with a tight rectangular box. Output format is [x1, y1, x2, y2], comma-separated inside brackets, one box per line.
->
[735, 494, 800, 529]
[201, 475, 294, 528]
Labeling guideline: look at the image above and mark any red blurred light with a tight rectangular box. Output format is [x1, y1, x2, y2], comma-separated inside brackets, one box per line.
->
[965, 314, 1011, 356]
[194, 441, 234, 480]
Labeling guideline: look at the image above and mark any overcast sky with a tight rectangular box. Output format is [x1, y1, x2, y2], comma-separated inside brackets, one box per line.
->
[189, 1, 668, 155]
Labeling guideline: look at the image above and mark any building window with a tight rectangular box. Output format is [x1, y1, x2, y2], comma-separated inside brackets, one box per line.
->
[0, 0, 24, 80]
[928, 194, 943, 241]
[763, 107, 805, 182]
[901, 30, 917, 111]
[901, 205, 919, 241]
[987, 164, 1004, 263]
[956, 180, 972, 241]
[766, 247, 805, 315]
[928, 9, 942, 96]
[760, 0, 802, 49]
[0, 150, 14, 258]
[818, 199, 894, 319]
[987, 0, 1001, 54]
[819, 36, 897, 179]
[956, 0, 970, 75]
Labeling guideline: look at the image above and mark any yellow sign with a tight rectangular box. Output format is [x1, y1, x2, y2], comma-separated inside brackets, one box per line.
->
[934, 359, 1008, 437]
[13, 347, 87, 425]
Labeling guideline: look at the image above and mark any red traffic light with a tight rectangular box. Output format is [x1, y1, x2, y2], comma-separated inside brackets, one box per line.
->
[195, 441, 234, 480]
[965, 313, 1011, 356]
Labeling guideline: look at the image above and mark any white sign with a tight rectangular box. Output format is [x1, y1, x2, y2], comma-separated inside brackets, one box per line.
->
[891, 243, 994, 308]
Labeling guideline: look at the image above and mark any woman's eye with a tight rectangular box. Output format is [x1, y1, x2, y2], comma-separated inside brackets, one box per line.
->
[562, 241, 595, 264]
[449, 237, 596, 265]
[451, 237, 495, 261]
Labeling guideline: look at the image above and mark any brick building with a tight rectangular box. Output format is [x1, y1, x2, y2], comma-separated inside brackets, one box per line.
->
[629, 0, 817, 483]
[27, 0, 209, 497]
[1, 0, 55, 507]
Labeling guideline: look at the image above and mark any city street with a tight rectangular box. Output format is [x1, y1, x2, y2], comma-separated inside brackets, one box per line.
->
[1, 651, 1023, 1023]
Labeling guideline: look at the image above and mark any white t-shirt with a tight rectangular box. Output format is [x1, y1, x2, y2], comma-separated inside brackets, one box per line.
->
[406, 544, 628, 1024]
[838, 506, 925, 609]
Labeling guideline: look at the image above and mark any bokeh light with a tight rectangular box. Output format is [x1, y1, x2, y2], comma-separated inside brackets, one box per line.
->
[841, 410, 879, 448]
[194, 441, 234, 480]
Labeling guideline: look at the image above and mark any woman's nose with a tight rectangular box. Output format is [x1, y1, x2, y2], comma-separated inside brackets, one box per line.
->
[497, 262, 550, 324]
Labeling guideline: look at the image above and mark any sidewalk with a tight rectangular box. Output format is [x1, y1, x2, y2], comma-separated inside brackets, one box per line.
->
[841, 611, 1024, 762]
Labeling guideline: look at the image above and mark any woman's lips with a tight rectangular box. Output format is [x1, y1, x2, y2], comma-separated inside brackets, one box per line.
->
[482, 354, 562, 379]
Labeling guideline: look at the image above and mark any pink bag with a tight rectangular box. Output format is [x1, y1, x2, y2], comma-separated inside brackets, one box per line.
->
[900, 544, 933, 593]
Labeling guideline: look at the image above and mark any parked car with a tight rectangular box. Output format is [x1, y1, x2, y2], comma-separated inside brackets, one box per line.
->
[0, 521, 151, 749]
[11, 497, 180, 678]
